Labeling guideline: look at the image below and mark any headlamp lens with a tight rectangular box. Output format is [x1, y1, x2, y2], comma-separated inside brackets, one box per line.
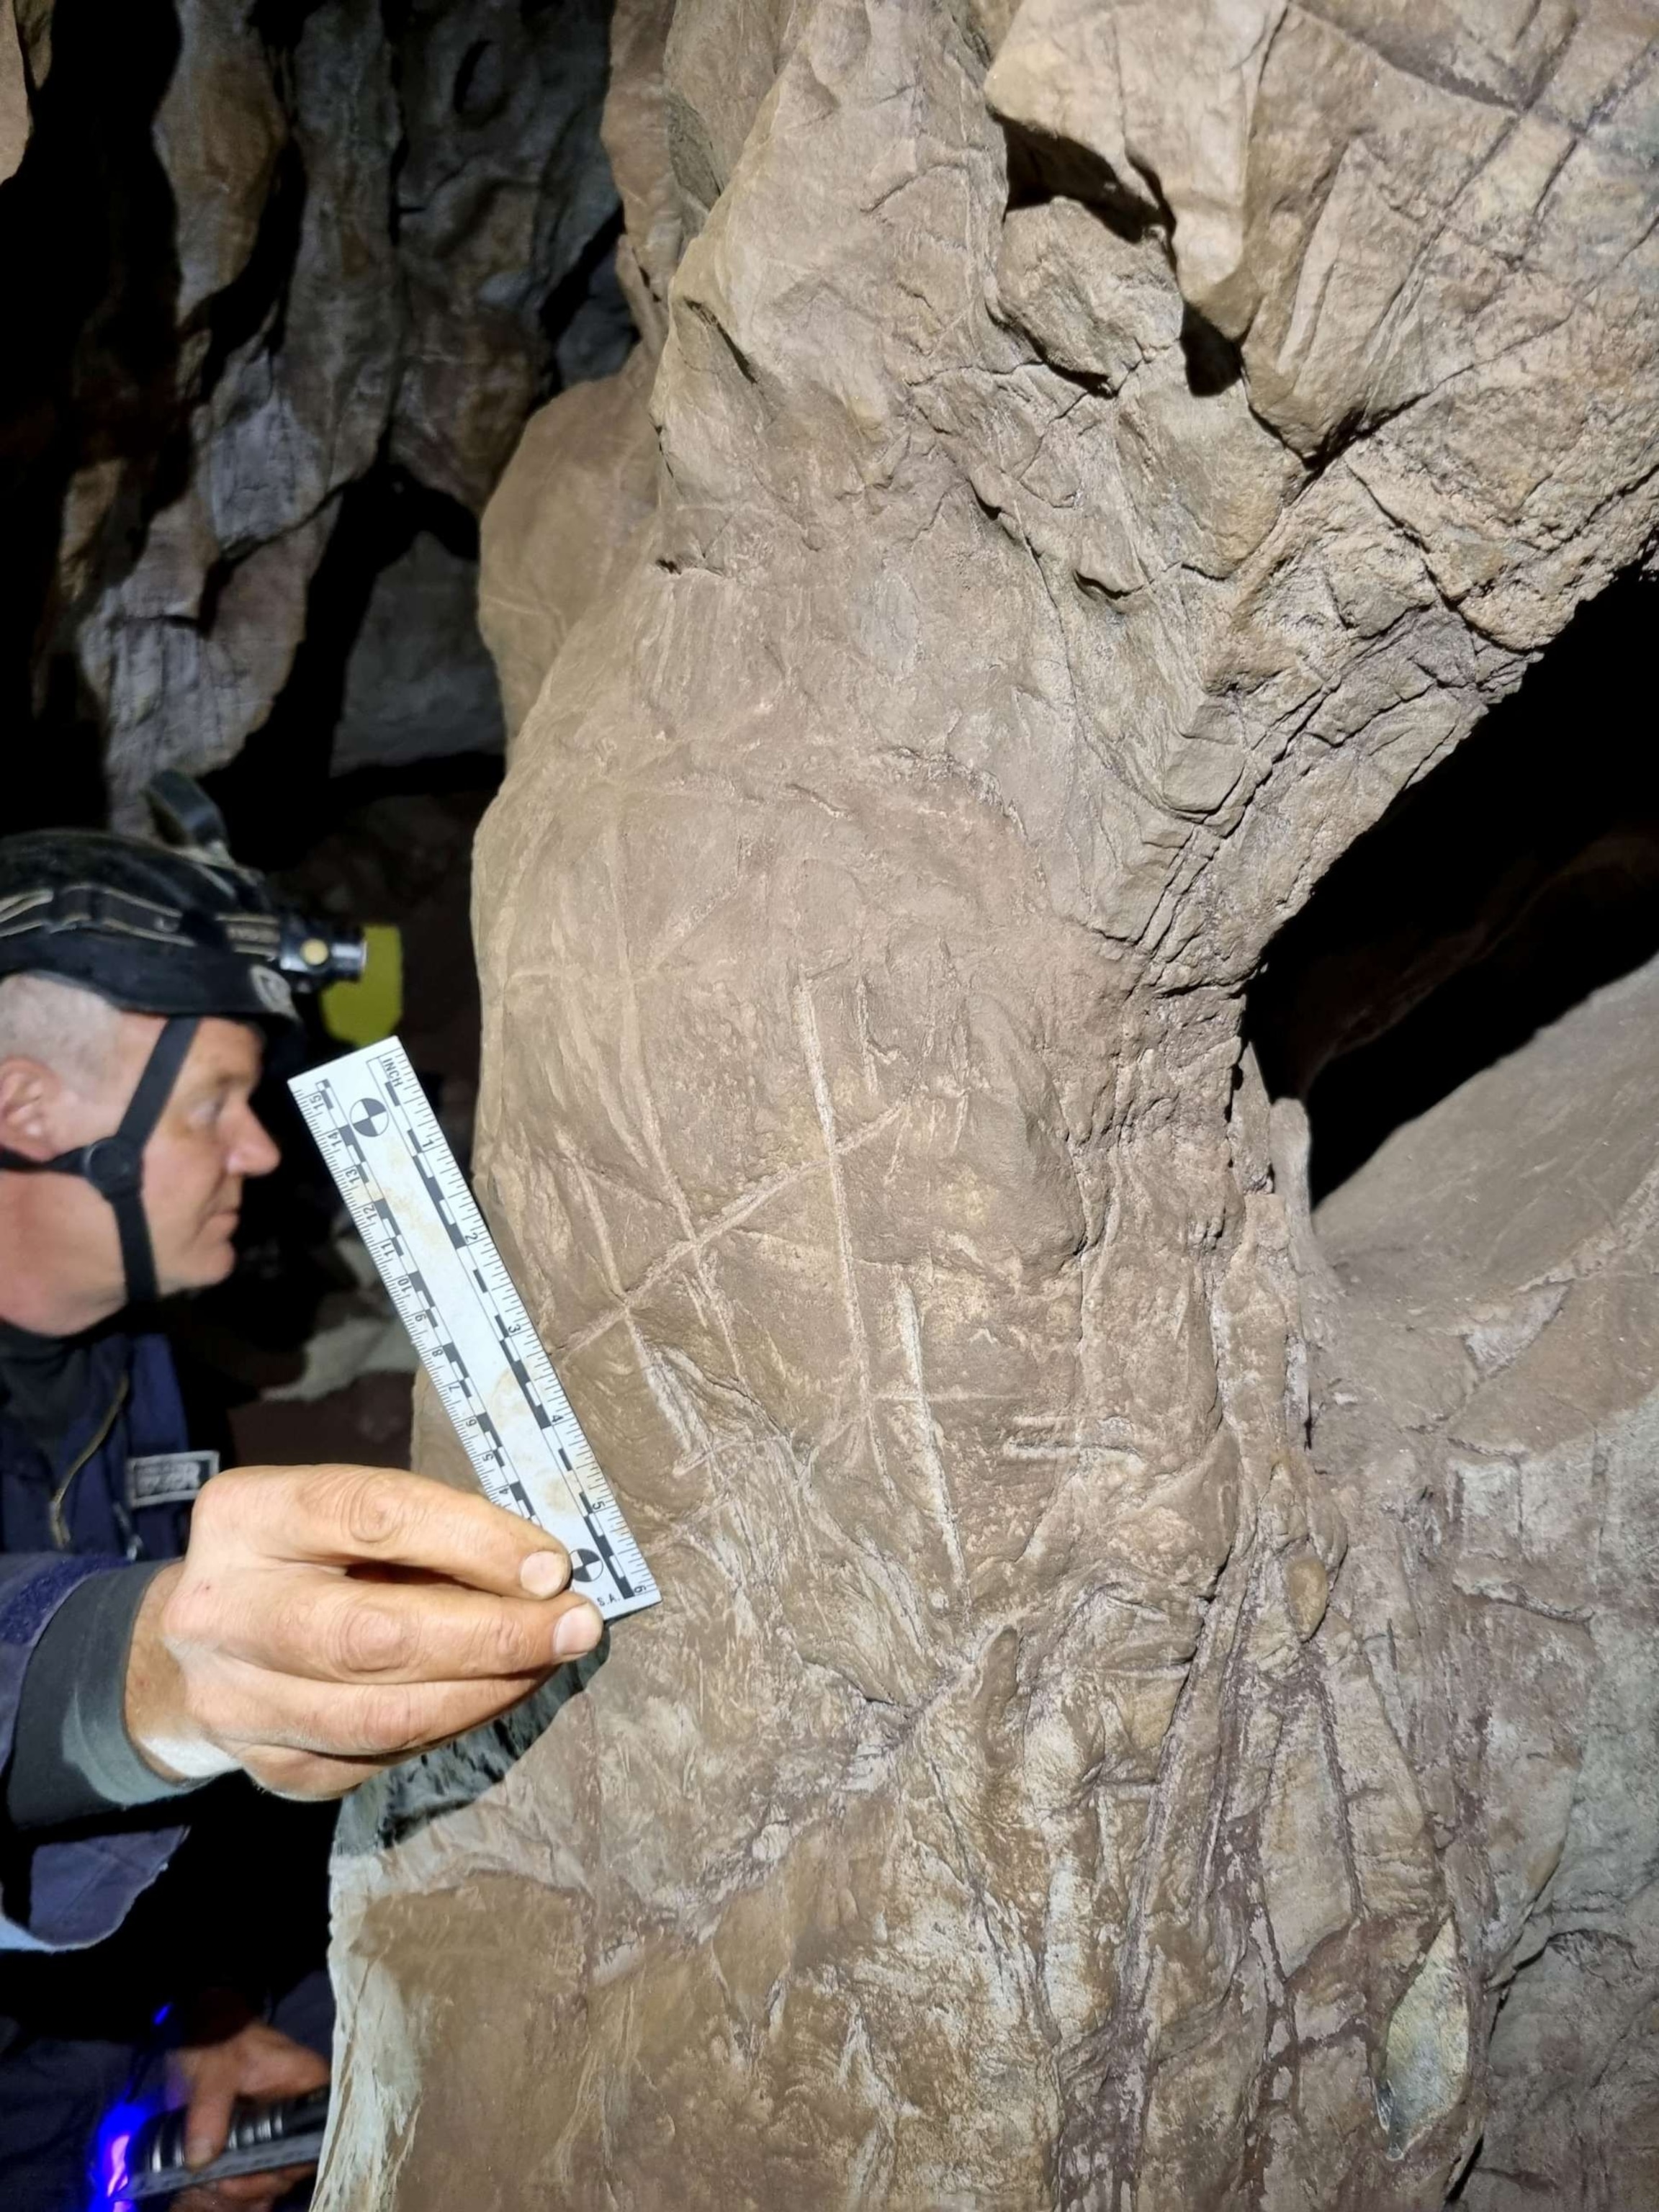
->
[276, 913, 367, 989]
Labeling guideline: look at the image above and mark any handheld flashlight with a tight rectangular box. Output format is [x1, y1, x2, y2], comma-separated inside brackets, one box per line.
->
[116, 2087, 330, 2202]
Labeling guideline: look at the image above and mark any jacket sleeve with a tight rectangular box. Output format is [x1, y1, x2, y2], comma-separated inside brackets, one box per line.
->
[0, 1555, 187, 1952]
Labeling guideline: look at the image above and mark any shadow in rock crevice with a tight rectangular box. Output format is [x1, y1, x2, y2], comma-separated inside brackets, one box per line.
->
[1246, 567, 1659, 1205]
[202, 463, 490, 863]
[332, 1637, 610, 1859]
[0, 0, 184, 827]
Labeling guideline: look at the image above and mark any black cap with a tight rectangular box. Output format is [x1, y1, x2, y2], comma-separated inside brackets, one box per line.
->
[0, 788, 301, 1025]
[0, 778, 370, 1312]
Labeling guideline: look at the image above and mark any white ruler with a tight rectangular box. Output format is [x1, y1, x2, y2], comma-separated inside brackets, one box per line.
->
[289, 1038, 658, 1623]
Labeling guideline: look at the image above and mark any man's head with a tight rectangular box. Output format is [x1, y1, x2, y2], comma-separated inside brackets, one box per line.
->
[0, 975, 280, 1334]
[0, 778, 363, 1331]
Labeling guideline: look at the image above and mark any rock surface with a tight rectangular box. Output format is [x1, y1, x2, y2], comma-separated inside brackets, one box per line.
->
[0, 0, 629, 822]
[478, 344, 658, 738]
[0, 2, 27, 184]
[320, 2, 1659, 2206]
[1308, 950, 1659, 2208]
[332, 530, 508, 775]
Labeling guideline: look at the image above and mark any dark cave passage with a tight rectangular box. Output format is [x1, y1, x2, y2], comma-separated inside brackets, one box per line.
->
[0, 0, 184, 827]
[168, 747, 505, 1478]
[0, 0, 636, 1471]
[1, 0, 631, 834]
[1245, 567, 1659, 1205]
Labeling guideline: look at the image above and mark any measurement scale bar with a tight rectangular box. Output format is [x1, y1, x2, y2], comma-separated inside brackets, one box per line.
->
[289, 1038, 657, 1623]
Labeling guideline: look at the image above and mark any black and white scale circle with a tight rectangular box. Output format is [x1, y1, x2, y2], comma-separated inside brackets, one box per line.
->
[289, 1039, 661, 1624]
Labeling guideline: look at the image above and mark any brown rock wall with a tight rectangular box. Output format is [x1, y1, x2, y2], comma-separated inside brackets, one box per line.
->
[0, 1, 27, 185]
[320, 1, 1659, 2205]
[478, 345, 659, 739]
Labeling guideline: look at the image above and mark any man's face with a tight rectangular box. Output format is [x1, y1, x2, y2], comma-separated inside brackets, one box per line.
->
[1, 1012, 281, 1308]
[139, 1017, 282, 1293]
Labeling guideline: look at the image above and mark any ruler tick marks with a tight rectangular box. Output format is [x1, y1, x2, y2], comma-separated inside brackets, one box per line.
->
[290, 1039, 658, 1624]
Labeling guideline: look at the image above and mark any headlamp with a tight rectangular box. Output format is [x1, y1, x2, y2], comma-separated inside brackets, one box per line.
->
[276, 912, 367, 989]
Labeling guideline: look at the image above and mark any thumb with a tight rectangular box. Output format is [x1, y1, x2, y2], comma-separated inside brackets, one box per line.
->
[184, 2064, 238, 2170]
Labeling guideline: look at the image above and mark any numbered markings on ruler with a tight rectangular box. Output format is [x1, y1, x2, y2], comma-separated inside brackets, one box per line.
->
[289, 1038, 660, 1624]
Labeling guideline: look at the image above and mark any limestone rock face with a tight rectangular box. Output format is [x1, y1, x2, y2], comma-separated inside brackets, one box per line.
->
[331, 529, 510, 778]
[478, 345, 659, 739]
[1307, 950, 1659, 2208]
[0, 0, 626, 819]
[321, 2, 1659, 2206]
[0, 2, 28, 185]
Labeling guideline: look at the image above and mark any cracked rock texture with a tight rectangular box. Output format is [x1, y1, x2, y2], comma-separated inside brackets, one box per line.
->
[0, 0, 627, 819]
[1305, 949, 1659, 2210]
[320, 2, 1659, 2206]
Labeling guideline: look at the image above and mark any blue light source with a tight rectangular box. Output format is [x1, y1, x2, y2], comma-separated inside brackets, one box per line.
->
[91, 2092, 161, 2211]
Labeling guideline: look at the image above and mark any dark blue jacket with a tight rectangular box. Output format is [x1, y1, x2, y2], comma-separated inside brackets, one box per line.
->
[0, 1330, 197, 1563]
[0, 1331, 197, 1954]
[0, 1335, 333, 2212]
[0, 1553, 185, 1954]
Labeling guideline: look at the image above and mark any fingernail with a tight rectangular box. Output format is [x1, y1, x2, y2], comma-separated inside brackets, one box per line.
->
[521, 1550, 570, 1598]
[554, 1603, 602, 1660]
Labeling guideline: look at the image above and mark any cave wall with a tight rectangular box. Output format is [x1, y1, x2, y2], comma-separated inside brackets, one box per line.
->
[317, 1, 1659, 2206]
[0, 0, 629, 826]
[1298, 940, 1659, 2212]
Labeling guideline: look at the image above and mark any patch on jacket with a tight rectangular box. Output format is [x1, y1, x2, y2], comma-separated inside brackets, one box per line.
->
[125, 1450, 218, 1510]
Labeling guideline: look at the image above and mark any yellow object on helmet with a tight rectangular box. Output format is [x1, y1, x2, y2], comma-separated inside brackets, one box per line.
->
[320, 923, 403, 1046]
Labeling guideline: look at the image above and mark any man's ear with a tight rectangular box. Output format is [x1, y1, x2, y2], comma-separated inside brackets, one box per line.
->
[0, 1058, 64, 1162]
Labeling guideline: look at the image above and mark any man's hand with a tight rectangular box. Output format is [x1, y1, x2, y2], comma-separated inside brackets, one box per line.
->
[125, 1465, 604, 1797]
[168, 2013, 329, 2212]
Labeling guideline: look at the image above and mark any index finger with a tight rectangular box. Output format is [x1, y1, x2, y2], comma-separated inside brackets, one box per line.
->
[200, 1465, 572, 1599]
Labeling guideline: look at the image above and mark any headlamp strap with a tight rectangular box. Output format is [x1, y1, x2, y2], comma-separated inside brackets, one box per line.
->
[0, 1015, 201, 1308]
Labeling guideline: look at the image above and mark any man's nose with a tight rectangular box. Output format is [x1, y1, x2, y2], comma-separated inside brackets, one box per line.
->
[229, 1107, 282, 1177]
